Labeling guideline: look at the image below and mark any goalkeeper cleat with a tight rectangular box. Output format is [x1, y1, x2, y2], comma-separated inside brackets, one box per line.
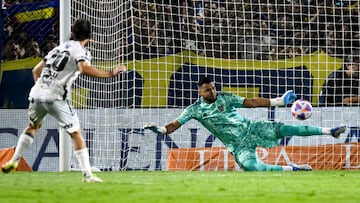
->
[1, 160, 19, 174]
[331, 126, 346, 138]
[289, 163, 312, 171]
[83, 174, 103, 183]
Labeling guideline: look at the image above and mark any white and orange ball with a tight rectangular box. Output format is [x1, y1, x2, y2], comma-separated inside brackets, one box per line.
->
[291, 99, 313, 120]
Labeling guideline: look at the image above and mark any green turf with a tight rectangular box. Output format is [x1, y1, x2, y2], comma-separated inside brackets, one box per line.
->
[0, 170, 359, 203]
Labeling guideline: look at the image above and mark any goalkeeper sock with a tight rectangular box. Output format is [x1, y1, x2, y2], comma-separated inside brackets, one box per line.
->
[321, 128, 331, 135]
[279, 125, 322, 137]
[74, 148, 92, 177]
[282, 166, 293, 171]
[12, 133, 34, 161]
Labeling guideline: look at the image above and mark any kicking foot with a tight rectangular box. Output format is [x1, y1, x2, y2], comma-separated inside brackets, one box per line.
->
[1, 160, 19, 174]
[289, 163, 312, 171]
[331, 126, 346, 138]
[83, 174, 103, 183]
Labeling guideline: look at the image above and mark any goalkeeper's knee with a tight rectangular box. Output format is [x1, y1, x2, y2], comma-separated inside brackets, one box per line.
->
[241, 159, 267, 171]
[241, 159, 284, 171]
[241, 159, 259, 171]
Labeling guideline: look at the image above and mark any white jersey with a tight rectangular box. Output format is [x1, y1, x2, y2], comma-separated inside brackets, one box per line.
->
[29, 40, 91, 101]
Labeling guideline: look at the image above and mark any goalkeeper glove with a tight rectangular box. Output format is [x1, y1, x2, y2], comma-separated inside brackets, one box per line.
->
[270, 90, 297, 106]
[144, 124, 167, 134]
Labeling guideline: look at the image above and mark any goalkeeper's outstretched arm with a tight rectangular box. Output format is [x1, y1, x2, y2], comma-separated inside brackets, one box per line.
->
[165, 120, 181, 134]
[144, 120, 181, 135]
[243, 90, 297, 108]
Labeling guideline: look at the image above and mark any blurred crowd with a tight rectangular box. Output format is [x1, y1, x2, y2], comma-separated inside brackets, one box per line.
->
[1, 0, 359, 61]
[132, 0, 359, 60]
[1, 0, 58, 61]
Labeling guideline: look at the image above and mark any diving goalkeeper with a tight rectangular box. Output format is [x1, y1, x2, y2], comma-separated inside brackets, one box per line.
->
[145, 77, 346, 171]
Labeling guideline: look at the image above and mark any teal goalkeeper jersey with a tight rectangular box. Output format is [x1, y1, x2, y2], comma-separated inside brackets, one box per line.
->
[176, 92, 254, 152]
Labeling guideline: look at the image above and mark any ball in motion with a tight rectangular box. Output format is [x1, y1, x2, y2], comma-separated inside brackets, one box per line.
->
[291, 99, 313, 120]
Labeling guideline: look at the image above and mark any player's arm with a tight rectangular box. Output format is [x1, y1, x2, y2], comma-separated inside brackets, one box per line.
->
[144, 105, 193, 134]
[165, 120, 181, 134]
[243, 90, 297, 107]
[243, 97, 270, 107]
[78, 61, 127, 78]
[343, 96, 360, 105]
[32, 60, 46, 82]
[144, 120, 181, 135]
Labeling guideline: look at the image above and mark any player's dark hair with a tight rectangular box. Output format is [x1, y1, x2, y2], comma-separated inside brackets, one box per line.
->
[198, 77, 213, 87]
[70, 19, 91, 41]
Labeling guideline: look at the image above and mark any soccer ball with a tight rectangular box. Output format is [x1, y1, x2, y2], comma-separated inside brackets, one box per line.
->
[291, 99, 313, 120]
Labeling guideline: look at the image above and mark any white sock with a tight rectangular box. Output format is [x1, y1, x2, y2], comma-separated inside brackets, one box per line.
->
[74, 148, 92, 177]
[283, 166, 293, 171]
[12, 133, 34, 162]
[321, 128, 331, 135]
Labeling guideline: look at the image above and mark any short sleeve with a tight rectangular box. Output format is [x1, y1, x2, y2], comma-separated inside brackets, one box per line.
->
[225, 93, 245, 108]
[176, 105, 195, 125]
[74, 49, 91, 65]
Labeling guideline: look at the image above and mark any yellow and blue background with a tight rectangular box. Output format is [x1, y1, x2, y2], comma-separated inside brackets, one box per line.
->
[0, 50, 343, 108]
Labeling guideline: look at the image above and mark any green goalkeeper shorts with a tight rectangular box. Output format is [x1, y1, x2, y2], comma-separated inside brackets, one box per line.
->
[232, 120, 284, 164]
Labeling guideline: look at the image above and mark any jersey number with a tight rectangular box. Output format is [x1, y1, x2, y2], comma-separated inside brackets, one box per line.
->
[51, 50, 70, 71]
[42, 50, 70, 84]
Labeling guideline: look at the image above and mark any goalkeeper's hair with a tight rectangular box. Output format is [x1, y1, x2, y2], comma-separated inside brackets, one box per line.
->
[71, 18, 91, 41]
[198, 77, 213, 87]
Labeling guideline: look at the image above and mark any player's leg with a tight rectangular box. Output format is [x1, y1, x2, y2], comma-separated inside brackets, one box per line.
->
[1, 125, 39, 173]
[238, 121, 284, 170]
[278, 124, 346, 138]
[50, 100, 102, 183]
[2, 102, 46, 173]
[234, 150, 312, 171]
[234, 149, 283, 171]
[241, 159, 284, 171]
[235, 150, 285, 171]
[70, 130, 102, 183]
[236, 121, 313, 172]
[241, 159, 312, 171]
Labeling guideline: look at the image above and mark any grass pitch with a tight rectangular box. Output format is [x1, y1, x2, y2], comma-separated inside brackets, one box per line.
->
[0, 170, 359, 203]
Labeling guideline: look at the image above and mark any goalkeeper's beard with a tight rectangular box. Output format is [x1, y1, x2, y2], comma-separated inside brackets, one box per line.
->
[203, 95, 217, 104]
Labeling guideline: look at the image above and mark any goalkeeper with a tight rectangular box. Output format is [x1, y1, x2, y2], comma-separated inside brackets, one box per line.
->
[145, 77, 346, 171]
